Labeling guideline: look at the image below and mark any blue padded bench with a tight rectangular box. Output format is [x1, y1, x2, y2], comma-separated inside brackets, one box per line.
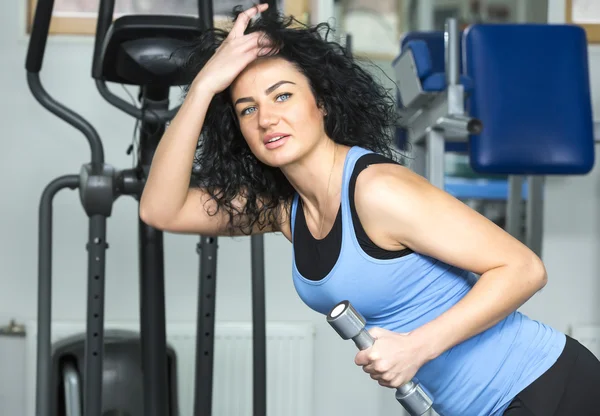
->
[394, 23, 595, 191]
[393, 22, 595, 257]
[463, 23, 595, 175]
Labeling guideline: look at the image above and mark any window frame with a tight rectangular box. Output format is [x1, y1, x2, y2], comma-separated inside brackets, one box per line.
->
[26, 0, 310, 35]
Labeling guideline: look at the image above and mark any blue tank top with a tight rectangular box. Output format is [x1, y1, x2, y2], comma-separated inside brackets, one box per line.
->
[290, 146, 565, 416]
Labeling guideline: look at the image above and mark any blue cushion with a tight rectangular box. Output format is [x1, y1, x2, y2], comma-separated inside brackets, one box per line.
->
[464, 24, 595, 175]
[445, 176, 529, 200]
[445, 142, 468, 153]
[401, 40, 433, 79]
[396, 37, 475, 94]
[401, 31, 463, 74]
[421, 73, 474, 92]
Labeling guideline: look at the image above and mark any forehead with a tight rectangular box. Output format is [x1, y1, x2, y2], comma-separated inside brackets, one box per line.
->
[230, 57, 305, 97]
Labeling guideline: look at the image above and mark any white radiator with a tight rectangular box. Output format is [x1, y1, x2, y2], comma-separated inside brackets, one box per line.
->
[25, 321, 315, 416]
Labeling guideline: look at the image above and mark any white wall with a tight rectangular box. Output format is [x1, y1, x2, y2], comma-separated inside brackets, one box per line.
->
[2, 0, 600, 416]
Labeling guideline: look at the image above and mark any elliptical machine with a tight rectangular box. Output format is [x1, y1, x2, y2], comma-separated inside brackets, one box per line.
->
[27, 1, 272, 415]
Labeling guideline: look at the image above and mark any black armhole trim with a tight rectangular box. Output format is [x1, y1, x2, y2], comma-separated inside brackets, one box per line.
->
[349, 153, 414, 260]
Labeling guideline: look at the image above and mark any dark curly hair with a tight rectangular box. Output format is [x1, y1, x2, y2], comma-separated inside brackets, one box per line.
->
[183, 5, 400, 235]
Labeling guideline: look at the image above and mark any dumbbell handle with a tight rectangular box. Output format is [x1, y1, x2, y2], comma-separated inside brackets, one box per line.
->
[327, 301, 434, 416]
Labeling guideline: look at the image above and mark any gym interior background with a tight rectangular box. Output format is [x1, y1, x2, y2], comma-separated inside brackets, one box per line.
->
[1, 0, 600, 415]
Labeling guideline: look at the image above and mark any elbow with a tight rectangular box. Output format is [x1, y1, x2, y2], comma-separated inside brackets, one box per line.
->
[139, 203, 168, 230]
[522, 253, 548, 290]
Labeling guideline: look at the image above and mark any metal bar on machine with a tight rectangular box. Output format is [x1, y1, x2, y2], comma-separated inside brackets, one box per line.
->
[138, 221, 169, 416]
[195, 236, 218, 416]
[198, 0, 214, 30]
[84, 214, 108, 416]
[445, 18, 459, 86]
[194, 2, 217, 415]
[36, 175, 79, 416]
[92, 0, 115, 80]
[426, 129, 446, 190]
[138, 85, 171, 416]
[525, 176, 544, 257]
[251, 235, 266, 416]
[506, 176, 524, 242]
[424, 17, 460, 191]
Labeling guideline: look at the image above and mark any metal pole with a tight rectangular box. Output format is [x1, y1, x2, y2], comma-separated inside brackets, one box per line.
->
[426, 129, 446, 190]
[194, 236, 218, 416]
[445, 18, 459, 86]
[36, 175, 79, 416]
[506, 176, 525, 242]
[525, 176, 544, 257]
[84, 215, 109, 416]
[251, 235, 266, 416]
[138, 85, 170, 416]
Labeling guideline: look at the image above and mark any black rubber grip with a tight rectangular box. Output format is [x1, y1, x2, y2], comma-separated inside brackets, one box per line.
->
[25, 0, 56, 73]
[198, 0, 214, 29]
[91, 0, 115, 79]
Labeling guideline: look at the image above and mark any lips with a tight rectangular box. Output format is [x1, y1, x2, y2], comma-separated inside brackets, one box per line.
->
[263, 132, 290, 145]
[263, 133, 291, 150]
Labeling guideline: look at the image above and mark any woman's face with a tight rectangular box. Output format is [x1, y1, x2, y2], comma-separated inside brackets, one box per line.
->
[230, 57, 328, 167]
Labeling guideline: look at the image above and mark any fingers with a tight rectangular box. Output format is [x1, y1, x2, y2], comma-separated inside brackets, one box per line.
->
[238, 35, 277, 62]
[354, 348, 379, 366]
[239, 32, 272, 51]
[368, 326, 392, 339]
[230, 3, 269, 39]
[365, 365, 403, 388]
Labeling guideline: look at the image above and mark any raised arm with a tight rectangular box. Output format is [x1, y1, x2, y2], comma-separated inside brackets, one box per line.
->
[138, 84, 230, 236]
[139, 4, 289, 238]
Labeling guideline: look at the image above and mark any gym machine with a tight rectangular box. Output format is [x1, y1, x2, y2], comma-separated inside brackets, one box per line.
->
[27, 0, 276, 415]
[394, 18, 483, 191]
[394, 18, 595, 257]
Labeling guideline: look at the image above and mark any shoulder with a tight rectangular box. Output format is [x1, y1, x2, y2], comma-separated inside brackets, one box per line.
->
[352, 161, 430, 249]
[354, 162, 429, 212]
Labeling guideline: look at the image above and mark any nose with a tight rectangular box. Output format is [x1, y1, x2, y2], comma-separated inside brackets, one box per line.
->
[258, 106, 280, 130]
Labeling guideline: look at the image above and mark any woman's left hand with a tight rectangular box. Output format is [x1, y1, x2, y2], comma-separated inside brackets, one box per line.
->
[354, 327, 431, 388]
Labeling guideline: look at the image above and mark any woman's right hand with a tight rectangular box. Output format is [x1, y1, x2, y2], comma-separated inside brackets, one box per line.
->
[193, 3, 275, 95]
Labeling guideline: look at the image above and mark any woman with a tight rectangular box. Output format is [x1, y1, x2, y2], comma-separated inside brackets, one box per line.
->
[140, 4, 600, 415]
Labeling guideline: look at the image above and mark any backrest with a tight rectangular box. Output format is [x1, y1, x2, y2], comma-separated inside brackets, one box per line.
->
[401, 31, 465, 74]
[463, 24, 595, 175]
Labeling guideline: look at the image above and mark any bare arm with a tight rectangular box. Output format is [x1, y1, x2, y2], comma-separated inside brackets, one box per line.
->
[355, 164, 547, 360]
[138, 84, 211, 230]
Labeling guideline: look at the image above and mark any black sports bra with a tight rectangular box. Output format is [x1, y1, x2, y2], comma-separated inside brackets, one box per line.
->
[293, 153, 413, 281]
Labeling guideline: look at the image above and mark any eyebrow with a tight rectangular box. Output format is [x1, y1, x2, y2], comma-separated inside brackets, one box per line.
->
[234, 80, 296, 106]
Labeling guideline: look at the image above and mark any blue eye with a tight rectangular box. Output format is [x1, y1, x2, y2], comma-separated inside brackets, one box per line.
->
[239, 93, 291, 116]
[241, 106, 256, 116]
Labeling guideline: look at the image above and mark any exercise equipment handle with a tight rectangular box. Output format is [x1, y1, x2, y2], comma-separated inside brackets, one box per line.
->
[198, 0, 214, 30]
[25, 0, 105, 165]
[327, 300, 434, 416]
[91, 0, 115, 79]
[25, 0, 55, 73]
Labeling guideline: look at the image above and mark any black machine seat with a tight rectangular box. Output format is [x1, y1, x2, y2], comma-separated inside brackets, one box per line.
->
[95, 15, 205, 87]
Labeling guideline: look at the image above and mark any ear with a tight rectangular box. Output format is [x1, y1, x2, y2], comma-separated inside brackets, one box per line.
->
[318, 99, 328, 117]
